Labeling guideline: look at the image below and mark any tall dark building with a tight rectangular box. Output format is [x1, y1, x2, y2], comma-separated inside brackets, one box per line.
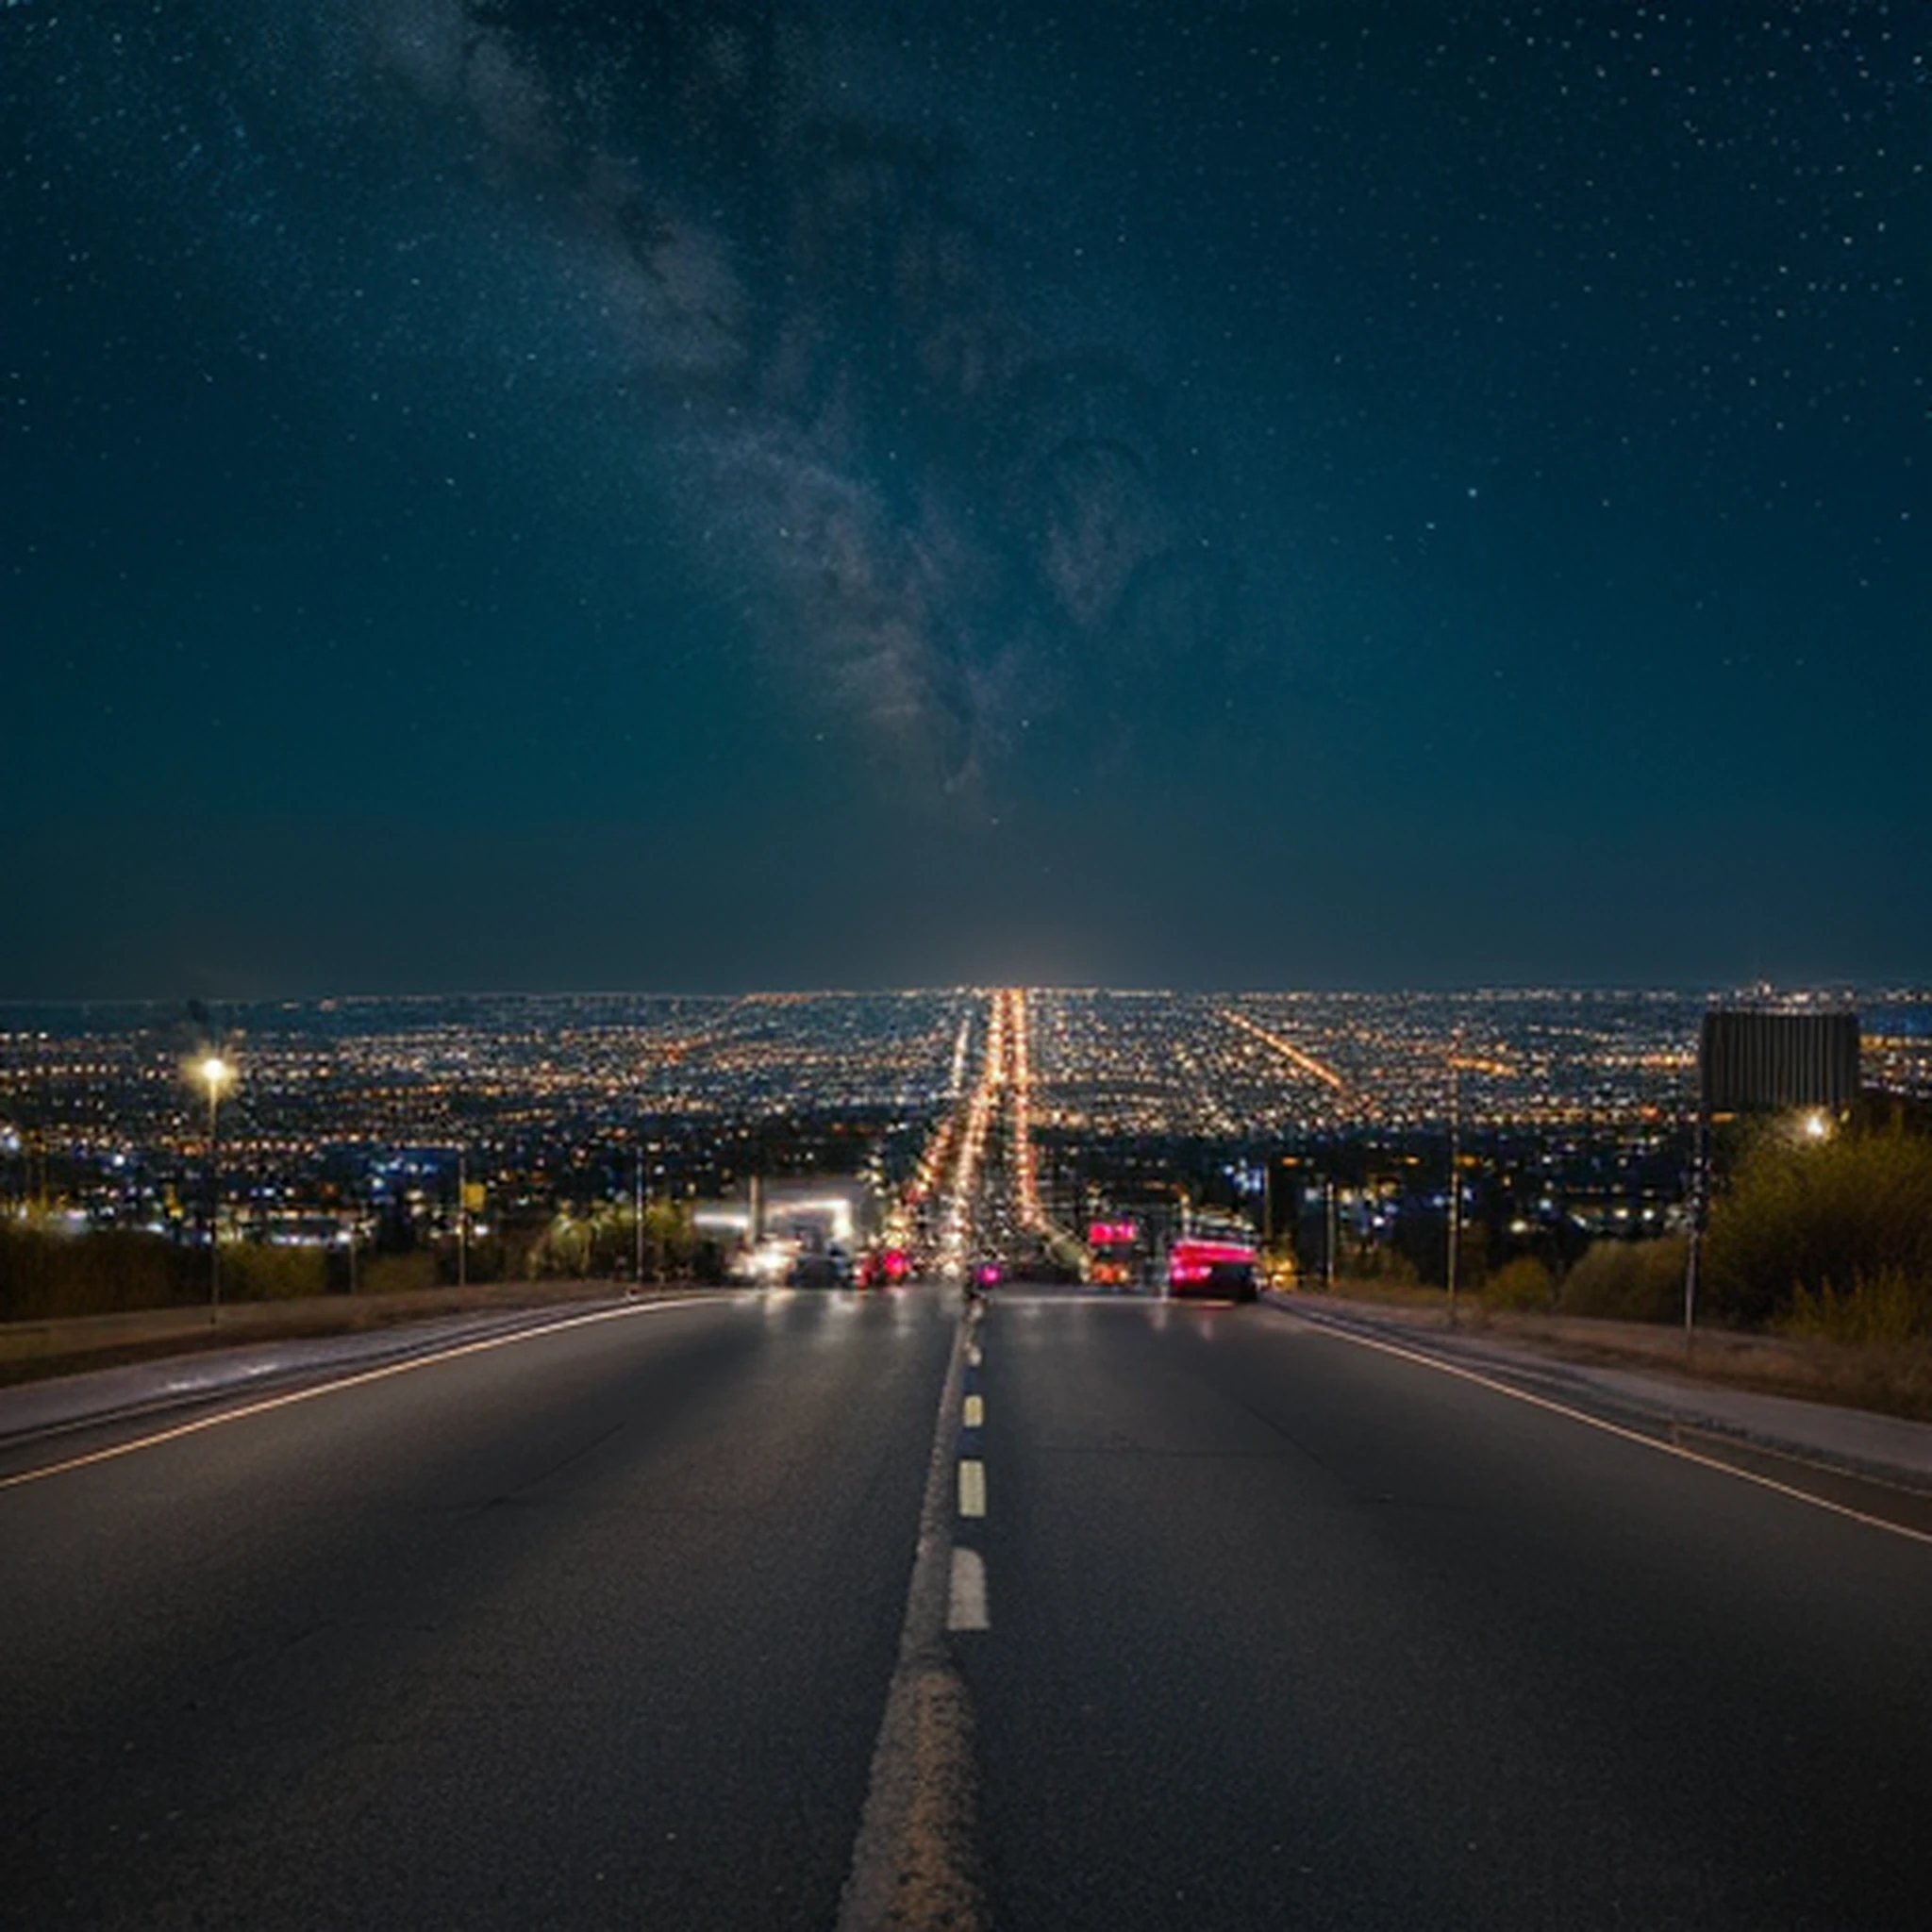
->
[1699, 1010, 1861, 1114]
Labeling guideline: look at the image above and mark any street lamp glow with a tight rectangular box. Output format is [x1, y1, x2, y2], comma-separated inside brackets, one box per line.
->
[192, 1050, 235, 1321]
[1802, 1108, 1830, 1141]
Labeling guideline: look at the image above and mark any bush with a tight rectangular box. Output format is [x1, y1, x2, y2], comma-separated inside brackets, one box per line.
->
[524, 1202, 694, 1281]
[1482, 1254, 1555, 1313]
[1778, 1269, 1931, 1347]
[1341, 1243, 1419, 1288]
[0, 1225, 203, 1321]
[357, 1251, 441, 1296]
[1705, 1124, 1932, 1329]
[219, 1243, 327, 1302]
[0, 1225, 334, 1318]
[1559, 1237, 1687, 1324]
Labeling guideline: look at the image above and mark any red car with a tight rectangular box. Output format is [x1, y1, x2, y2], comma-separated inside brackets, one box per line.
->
[856, 1246, 911, 1290]
[1167, 1239, 1258, 1302]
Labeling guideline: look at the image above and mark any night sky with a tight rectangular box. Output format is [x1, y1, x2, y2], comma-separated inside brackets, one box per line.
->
[5, 2, 1928, 996]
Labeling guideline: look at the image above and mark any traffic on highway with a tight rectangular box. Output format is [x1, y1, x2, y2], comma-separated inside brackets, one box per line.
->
[6, 999, 1932, 1929]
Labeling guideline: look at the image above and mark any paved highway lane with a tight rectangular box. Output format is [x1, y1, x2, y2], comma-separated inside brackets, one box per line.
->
[0, 1289, 957, 1930]
[959, 1291, 1932, 1931]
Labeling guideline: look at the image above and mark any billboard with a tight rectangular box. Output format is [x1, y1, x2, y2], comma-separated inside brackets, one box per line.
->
[1699, 1010, 1860, 1113]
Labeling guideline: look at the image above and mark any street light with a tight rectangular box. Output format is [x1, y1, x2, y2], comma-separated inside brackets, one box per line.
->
[198, 1054, 233, 1321]
[1445, 1040, 1462, 1326]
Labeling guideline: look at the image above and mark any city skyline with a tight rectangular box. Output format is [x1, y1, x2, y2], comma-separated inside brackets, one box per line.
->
[7, 983, 1925, 1293]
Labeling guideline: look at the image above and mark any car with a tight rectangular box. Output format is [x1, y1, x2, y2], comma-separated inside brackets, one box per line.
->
[786, 1252, 848, 1289]
[1167, 1238, 1258, 1302]
[854, 1246, 911, 1290]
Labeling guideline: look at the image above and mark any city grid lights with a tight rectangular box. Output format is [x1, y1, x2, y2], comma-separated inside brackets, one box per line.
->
[1, 988, 1924, 1261]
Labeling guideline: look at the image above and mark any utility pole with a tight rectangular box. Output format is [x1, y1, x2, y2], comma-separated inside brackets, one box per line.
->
[1445, 1045, 1461, 1325]
[457, 1148, 468, 1289]
[1324, 1174, 1337, 1292]
[1683, 1101, 1707, 1349]
[208, 1073, 221, 1320]
[198, 1051, 232, 1325]
[634, 1146, 645, 1287]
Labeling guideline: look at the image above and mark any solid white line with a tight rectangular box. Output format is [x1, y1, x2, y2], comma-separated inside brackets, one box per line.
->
[0, 1296, 727, 1492]
[947, 1546, 991, 1631]
[963, 1393, 984, 1429]
[958, 1458, 987, 1518]
[1303, 1316, 1932, 1549]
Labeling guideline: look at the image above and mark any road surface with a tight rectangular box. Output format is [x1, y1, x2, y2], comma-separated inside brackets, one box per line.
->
[1, 1291, 951, 1929]
[6, 1284, 1932, 1928]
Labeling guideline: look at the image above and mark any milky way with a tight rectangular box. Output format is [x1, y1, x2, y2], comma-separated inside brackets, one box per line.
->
[5, 1, 1930, 992]
[126, 0, 1236, 806]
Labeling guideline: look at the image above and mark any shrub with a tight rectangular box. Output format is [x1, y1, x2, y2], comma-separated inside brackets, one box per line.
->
[219, 1243, 327, 1302]
[523, 1202, 693, 1281]
[0, 1225, 203, 1320]
[357, 1251, 440, 1296]
[1779, 1268, 1932, 1347]
[1341, 1243, 1419, 1289]
[1482, 1254, 1554, 1313]
[1559, 1237, 1687, 1324]
[1705, 1124, 1932, 1329]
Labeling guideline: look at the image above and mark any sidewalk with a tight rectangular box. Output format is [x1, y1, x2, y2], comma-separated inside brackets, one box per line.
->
[0, 1289, 713, 1447]
[1270, 1292, 1932, 1493]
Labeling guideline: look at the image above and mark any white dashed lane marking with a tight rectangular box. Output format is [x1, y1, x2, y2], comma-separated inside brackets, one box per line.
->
[947, 1547, 991, 1631]
[958, 1457, 987, 1518]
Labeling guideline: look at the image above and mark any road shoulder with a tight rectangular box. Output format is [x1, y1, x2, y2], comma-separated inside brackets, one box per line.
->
[1269, 1292, 1932, 1504]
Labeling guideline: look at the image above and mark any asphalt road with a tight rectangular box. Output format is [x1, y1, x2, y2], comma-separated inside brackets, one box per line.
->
[961, 1291, 1932, 1930]
[0, 1290, 956, 1930]
[7, 1284, 1932, 1929]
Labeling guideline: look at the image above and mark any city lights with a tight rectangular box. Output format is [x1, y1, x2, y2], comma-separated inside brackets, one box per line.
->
[0, 988, 1920, 1274]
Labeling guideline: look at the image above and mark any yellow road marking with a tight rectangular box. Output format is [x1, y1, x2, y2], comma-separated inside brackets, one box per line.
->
[963, 1393, 984, 1428]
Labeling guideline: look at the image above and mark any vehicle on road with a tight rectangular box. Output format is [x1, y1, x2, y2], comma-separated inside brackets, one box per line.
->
[787, 1250, 851, 1289]
[854, 1246, 911, 1290]
[1166, 1237, 1258, 1302]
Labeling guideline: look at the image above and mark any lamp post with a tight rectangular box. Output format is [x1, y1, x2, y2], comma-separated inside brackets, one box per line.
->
[1445, 1041, 1462, 1326]
[198, 1054, 232, 1321]
[634, 1146, 646, 1288]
